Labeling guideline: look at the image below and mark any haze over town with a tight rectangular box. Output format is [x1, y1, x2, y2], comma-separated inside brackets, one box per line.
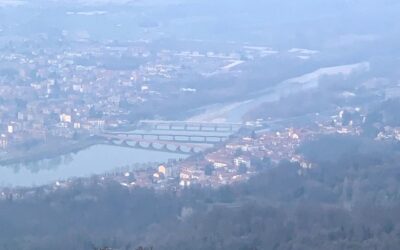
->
[0, 0, 400, 249]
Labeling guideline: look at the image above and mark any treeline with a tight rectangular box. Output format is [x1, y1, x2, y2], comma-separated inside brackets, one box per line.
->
[0, 134, 400, 249]
[140, 135, 400, 250]
[244, 53, 400, 122]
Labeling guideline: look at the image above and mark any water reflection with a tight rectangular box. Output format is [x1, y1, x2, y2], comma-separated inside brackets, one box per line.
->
[0, 144, 186, 187]
[7, 154, 74, 174]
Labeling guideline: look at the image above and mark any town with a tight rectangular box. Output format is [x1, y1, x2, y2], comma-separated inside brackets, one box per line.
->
[0, 29, 398, 200]
[0, 37, 294, 163]
[1, 105, 385, 201]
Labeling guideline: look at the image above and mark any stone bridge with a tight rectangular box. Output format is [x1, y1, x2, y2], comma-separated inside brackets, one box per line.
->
[102, 134, 213, 154]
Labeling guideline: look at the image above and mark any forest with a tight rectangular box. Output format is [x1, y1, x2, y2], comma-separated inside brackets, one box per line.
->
[0, 134, 399, 250]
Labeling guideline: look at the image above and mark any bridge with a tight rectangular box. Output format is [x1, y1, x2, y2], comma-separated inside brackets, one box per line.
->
[103, 132, 229, 143]
[137, 120, 243, 132]
[98, 119, 244, 154]
[103, 135, 212, 154]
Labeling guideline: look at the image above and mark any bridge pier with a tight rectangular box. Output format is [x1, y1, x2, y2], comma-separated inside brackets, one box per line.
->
[160, 144, 168, 151]
[176, 145, 187, 154]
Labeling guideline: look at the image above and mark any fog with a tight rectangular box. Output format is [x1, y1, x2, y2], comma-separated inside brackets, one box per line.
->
[0, 0, 399, 249]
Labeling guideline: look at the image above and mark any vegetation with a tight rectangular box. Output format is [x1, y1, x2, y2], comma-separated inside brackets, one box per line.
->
[0, 134, 399, 249]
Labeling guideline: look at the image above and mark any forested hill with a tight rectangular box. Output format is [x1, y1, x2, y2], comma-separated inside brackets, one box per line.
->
[0, 134, 400, 249]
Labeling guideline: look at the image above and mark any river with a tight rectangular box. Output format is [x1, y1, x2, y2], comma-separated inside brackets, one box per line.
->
[0, 127, 233, 187]
[0, 62, 368, 187]
[0, 144, 186, 187]
[188, 62, 370, 122]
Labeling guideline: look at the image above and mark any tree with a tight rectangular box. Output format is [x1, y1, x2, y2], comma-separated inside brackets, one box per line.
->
[234, 148, 243, 157]
[204, 164, 215, 176]
[238, 163, 248, 174]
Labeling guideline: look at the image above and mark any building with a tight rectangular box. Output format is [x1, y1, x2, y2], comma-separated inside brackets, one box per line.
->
[158, 165, 167, 176]
[59, 113, 72, 123]
[0, 135, 8, 149]
[233, 156, 251, 168]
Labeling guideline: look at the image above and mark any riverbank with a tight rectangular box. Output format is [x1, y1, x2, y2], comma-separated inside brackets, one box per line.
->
[0, 136, 104, 166]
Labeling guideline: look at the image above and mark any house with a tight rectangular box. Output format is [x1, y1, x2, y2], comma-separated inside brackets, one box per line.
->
[205, 154, 232, 169]
[233, 156, 251, 168]
[158, 165, 167, 176]
[59, 113, 72, 123]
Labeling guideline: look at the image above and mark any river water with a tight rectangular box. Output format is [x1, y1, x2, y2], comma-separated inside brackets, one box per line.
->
[188, 62, 370, 122]
[0, 62, 369, 187]
[0, 127, 232, 187]
[0, 144, 186, 187]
